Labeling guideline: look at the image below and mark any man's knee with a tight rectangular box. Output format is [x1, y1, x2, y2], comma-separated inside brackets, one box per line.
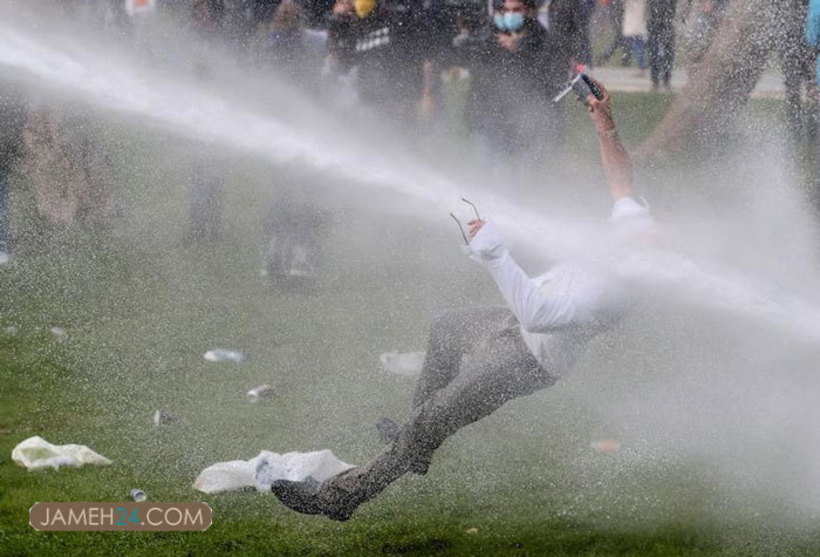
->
[513, 367, 559, 397]
[428, 306, 508, 341]
[429, 309, 465, 335]
[425, 310, 470, 353]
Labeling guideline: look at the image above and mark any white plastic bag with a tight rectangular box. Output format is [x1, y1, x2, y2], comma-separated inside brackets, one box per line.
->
[380, 351, 425, 376]
[192, 459, 256, 494]
[12, 436, 112, 471]
[193, 449, 354, 494]
[203, 349, 244, 362]
[254, 450, 354, 492]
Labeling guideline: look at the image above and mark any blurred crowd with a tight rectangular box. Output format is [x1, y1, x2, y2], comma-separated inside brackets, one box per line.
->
[1, 0, 820, 279]
[44, 0, 723, 145]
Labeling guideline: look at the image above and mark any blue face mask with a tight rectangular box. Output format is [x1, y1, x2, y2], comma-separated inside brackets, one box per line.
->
[493, 12, 525, 33]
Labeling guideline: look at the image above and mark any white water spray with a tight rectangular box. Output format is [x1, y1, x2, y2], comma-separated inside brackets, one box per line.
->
[4, 2, 820, 524]
[2, 8, 820, 347]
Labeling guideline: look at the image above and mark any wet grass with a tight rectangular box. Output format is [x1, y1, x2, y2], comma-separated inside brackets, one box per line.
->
[1, 93, 819, 555]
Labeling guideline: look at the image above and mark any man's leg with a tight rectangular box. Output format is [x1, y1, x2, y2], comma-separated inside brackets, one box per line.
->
[273, 320, 558, 520]
[411, 306, 512, 408]
[378, 306, 510, 445]
[648, 31, 660, 88]
[632, 37, 647, 70]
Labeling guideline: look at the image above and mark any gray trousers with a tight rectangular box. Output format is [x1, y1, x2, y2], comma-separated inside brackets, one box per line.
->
[319, 306, 558, 512]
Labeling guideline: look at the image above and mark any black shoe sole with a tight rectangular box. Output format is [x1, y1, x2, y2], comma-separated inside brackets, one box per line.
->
[271, 479, 354, 522]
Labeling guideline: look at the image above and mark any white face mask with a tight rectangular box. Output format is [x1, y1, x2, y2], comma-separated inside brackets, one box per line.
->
[493, 11, 526, 32]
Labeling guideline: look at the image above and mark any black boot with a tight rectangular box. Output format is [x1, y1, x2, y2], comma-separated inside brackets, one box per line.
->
[270, 477, 357, 522]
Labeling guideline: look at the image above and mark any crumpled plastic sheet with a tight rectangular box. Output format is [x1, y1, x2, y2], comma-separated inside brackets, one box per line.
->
[193, 449, 354, 494]
[12, 436, 112, 471]
[379, 351, 425, 376]
[203, 348, 244, 362]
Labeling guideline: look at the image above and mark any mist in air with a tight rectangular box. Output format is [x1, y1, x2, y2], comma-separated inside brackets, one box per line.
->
[3, 0, 820, 533]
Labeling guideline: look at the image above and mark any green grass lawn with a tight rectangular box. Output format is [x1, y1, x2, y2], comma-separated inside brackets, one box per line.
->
[1, 93, 819, 556]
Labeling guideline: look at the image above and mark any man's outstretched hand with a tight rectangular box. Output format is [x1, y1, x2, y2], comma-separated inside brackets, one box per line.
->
[468, 219, 485, 238]
[463, 219, 507, 264]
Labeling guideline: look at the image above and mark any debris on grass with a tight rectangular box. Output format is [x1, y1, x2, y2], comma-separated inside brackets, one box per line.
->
[246, 384, 274, 403]
[203, 349, 244, 363]
[590, 439, 621, 453]
[12, 436, 112, 470]
[380, 351, 425, 376]
[153, 410, 177, 426]
[193, 450, 354, 494]
[130, 488, 147, 502]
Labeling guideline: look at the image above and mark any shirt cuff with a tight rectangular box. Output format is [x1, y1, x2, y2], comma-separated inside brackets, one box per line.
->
[610, 196, 651, 223]
[462, 220, 508, 265]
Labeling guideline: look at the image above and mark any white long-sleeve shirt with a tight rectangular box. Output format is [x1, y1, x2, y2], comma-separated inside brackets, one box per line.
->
[465, 198, 653, 375]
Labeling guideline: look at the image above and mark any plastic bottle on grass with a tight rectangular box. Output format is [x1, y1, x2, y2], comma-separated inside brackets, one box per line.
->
[203, 349, 244, 363]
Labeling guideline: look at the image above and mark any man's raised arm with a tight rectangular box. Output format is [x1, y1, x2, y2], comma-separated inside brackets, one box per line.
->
[586, 83, 634, 202]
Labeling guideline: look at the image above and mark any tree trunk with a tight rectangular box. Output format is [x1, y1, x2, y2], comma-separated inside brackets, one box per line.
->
[636, 0, 799, 161]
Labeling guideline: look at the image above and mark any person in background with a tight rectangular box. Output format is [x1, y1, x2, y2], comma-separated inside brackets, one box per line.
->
[326, 0, 357, 69]
[252, 0, 279, 30]
[597, 0, 632, 67]
[62, 0, 131, 34]
[332, 0, 440, 125]
[452, 0, 570, 169]
[776, 0, 813, 143]
[192, 0, 226, 35]
[678, 0, 728, 69]
[323, 0, 361, 108]
[221, 0, 258, 53]
[622, 0, 647, 75]
[124, 0, 157, 18]
[187, 149, 225, 246]
[122, 0, 159, 50]
[647, 0, 676, 90]
[186, 65, 225, 246]
[262, 194, 328, 291]
[263, 0, 328, 86]
[806, 0, 820, 203]
[20, 103, 118, 230]
[269, 81, 656, 521]
[0, 87, 26, 264]
[549, 0, 596, 68]
[303, 0, 336, 27]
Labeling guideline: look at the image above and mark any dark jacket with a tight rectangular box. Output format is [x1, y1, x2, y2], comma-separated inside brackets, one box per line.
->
[345, 5, 438, 112]
[549, 0, 594, 65]
[455, 21, 570, 154]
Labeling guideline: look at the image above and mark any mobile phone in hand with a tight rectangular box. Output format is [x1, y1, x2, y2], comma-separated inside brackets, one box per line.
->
[553, 73, 605, 105]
